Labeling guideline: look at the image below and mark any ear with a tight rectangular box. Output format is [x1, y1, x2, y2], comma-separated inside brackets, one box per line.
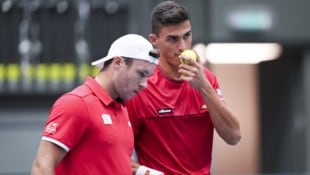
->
[112, 56, 123, 68]
[149, 34, 157, 47]
[111, 56, 124, 70]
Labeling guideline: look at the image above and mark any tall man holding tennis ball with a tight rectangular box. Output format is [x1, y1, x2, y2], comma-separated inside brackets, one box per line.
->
[126, 1, 241, 175]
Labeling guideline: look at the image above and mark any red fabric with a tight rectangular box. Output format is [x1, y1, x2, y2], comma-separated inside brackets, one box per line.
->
[126, 66, 221, 175]
[42, 77, 134, 175]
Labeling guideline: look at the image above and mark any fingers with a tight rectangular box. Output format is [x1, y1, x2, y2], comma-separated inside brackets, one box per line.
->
[179, 50, 200, 62]
[179, 57, 200, 74]
[178, 65, 197, 77]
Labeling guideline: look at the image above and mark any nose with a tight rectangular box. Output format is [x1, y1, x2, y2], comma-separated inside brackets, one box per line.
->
[178, 39, 187, 51]
[139, 78, 148, 89]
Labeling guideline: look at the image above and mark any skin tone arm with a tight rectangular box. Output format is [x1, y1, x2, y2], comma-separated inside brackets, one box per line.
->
[178, 56, 241, 145]
[31, 140, 66, 175]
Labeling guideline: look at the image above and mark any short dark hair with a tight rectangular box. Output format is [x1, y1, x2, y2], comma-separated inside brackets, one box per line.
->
[151, 1, 190, 35]
[122, 57, 134, 67]
[99, 57, 133, 71]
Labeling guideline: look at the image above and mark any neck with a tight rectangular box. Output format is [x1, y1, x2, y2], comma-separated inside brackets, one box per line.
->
[95, 71, 118, 100]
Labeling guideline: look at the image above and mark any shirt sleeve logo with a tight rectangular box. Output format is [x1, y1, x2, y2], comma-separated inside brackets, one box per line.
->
[45, 122, 58, 135]
[101, 114, 112, 124]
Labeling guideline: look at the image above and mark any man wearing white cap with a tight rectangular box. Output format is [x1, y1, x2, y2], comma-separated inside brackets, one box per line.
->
[31, 34, 158, 175]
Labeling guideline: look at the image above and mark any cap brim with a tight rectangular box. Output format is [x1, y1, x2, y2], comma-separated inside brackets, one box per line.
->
[91, 56, 112, 68]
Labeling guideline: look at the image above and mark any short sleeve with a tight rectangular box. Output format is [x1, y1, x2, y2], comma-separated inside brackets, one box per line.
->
[42, 94, 89, 151]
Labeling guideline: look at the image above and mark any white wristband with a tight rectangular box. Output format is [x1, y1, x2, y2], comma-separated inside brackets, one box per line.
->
[135, 165, 164, 175]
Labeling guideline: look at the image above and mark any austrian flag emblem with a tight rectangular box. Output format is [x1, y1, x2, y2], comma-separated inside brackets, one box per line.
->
[45, 122, 58, 134]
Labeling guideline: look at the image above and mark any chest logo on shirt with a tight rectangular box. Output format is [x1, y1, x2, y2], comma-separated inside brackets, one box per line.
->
[101, 114, 112, 124]
[157, 108, 172, 114]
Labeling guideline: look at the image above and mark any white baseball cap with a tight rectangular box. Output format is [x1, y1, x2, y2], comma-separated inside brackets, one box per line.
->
[91, 34, 158, 68]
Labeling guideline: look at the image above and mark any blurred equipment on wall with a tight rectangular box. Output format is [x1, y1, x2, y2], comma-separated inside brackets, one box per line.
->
[18, 0, 42, 92]
[209, 0, 310, 44]
[0, 0, 129, 95]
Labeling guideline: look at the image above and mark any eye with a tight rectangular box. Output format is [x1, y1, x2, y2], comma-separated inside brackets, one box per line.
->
[138, 70, 148, 78]
[167, 36, 178, 43]
[183, 32, 192, 40]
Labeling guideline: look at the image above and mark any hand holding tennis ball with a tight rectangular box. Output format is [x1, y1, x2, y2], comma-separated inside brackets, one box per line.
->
[180, 49, 197, 64]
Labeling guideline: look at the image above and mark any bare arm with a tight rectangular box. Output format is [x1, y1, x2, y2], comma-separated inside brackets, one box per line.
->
[31, 140, 66, 175]
[198, 81, 241, 145]
[179, 56, 241, 145]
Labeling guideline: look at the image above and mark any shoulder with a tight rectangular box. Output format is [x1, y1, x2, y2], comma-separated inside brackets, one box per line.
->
[51, 86, 91, 117]
[55, 84, 91, 105]
[69, 84, 93, 97]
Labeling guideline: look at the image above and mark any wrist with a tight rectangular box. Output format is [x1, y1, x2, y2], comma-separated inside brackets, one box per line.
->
[135, 165, 164, 175]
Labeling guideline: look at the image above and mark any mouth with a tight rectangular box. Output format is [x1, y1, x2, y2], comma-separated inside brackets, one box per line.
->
[175, 53, 182, 57]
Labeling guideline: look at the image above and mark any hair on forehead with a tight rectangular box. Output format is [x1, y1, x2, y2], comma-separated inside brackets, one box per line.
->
[151, 0, 190, 34]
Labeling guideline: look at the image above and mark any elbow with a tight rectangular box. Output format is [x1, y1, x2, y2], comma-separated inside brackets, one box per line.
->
[31, 160, 50, 175]
[31, 159, 46, 175]
[31, 161, 40, 175]
[228, 136, 241, 146]
[226, 130, 241, 145]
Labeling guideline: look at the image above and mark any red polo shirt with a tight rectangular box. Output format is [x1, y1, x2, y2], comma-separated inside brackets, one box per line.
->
[42, 77, 134, 175]
[126, 66, 224, 175]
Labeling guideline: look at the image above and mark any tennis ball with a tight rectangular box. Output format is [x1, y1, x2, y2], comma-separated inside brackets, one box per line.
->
[180, 49, 197, 64]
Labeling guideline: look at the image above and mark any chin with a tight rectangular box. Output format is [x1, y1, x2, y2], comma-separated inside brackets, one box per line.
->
[123, 95, 133, 101]
[127, 92, 138, 100]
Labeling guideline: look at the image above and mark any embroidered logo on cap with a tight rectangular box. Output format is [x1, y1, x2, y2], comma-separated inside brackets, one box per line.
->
[102, 114, 112, 124]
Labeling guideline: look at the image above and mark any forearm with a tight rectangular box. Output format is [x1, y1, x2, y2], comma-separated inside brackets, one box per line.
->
[200, 84, 241, 145]
[31, 140, 65, 175]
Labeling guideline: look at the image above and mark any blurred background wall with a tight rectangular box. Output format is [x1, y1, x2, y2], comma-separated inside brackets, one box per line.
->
[0, 0, 310, 174]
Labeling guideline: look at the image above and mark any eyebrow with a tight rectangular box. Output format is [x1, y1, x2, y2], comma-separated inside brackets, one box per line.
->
[166, 30, 192, 39]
